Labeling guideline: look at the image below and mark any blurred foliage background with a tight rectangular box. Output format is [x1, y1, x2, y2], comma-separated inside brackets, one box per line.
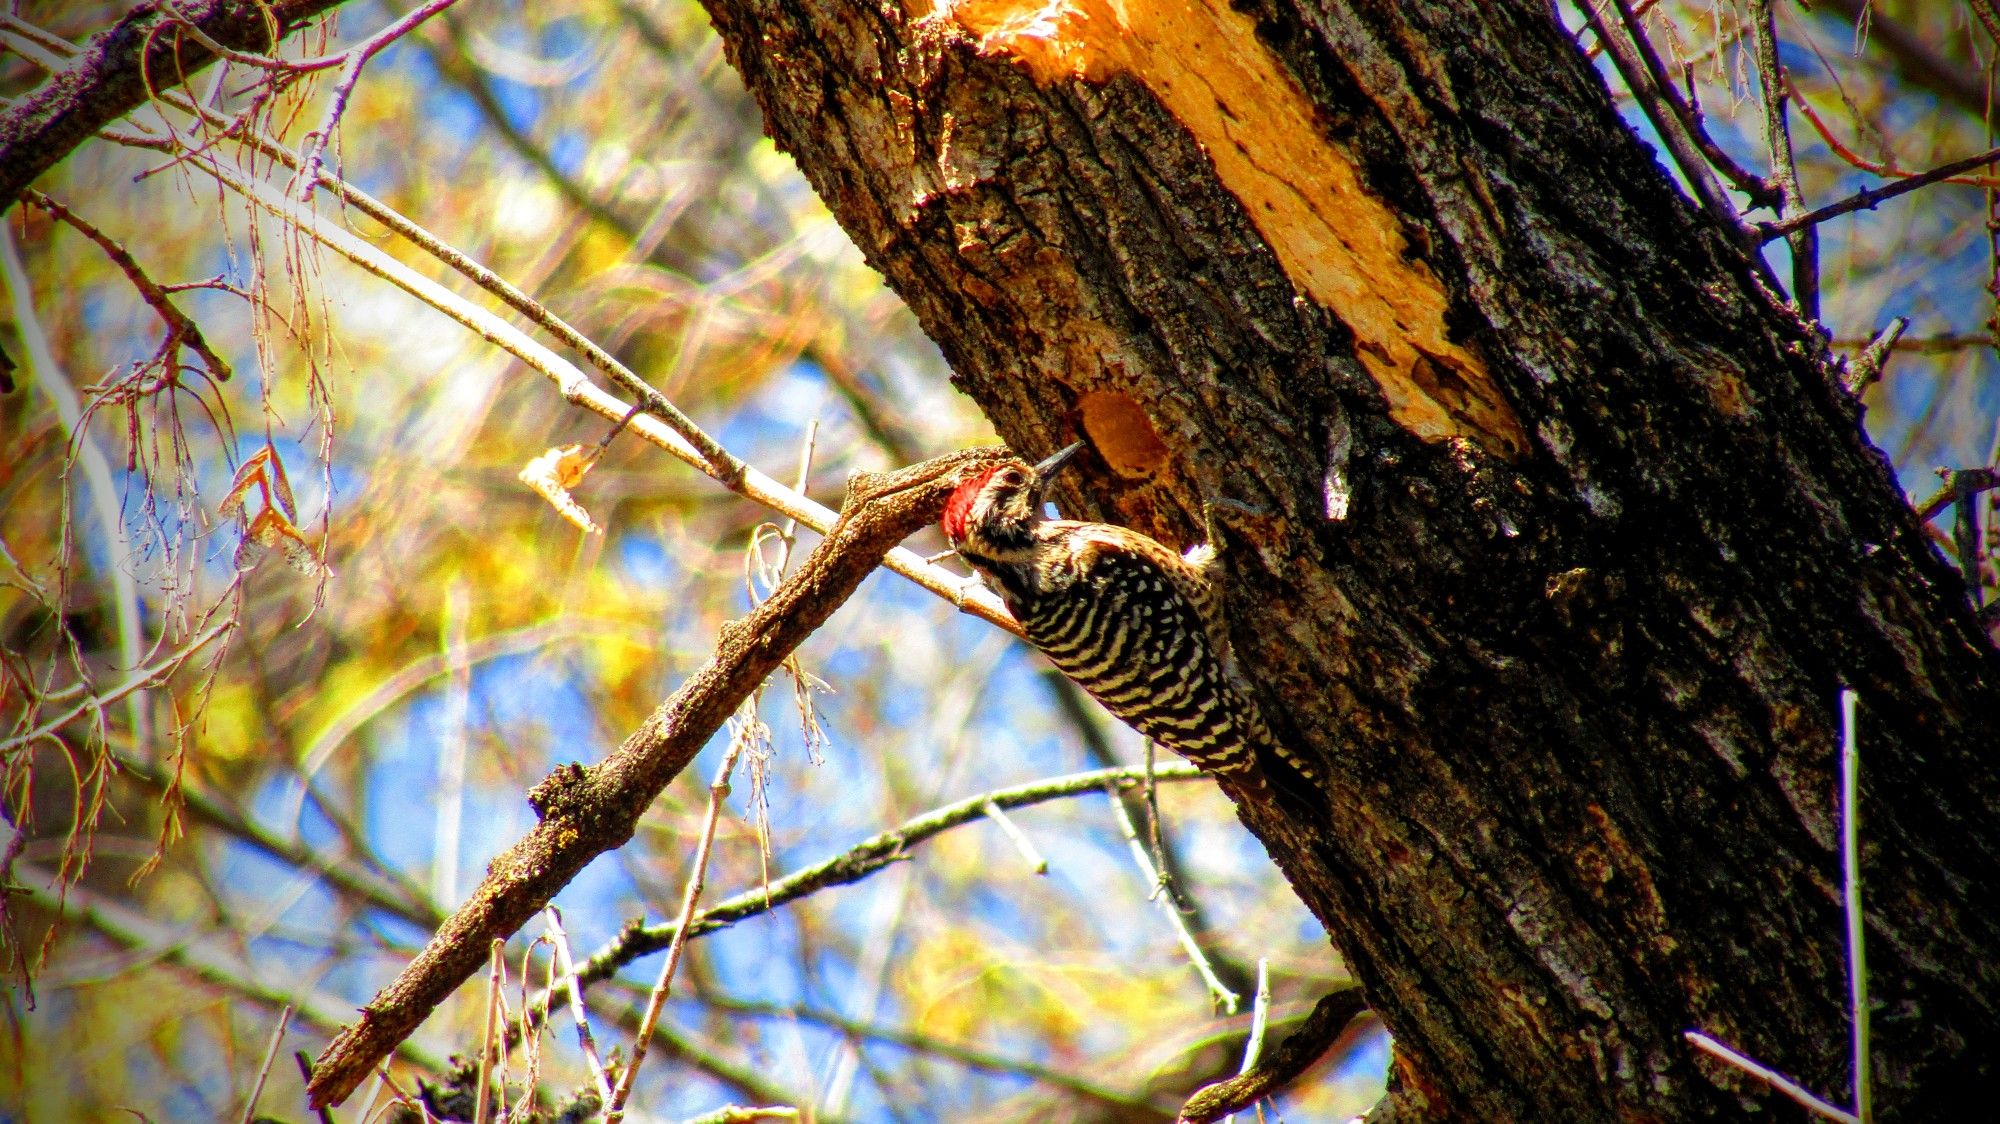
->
[0, 0, 1993, 1119]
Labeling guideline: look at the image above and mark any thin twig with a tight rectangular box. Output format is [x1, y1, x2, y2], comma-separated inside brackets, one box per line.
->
[981, 800, 1049, 874]
[22, 189, 232, 379]
[1144, 739, 1169, 892]
[475, 939, 504, 1124]
[545, 908, 616, 1110]
[535, 764, 1204, 1026]
[1684, 1032, 1859, 1123]
[1177, 985, 1369, 1124]
[1580, 0, 1769, 245]
[1748, 0, 1818, 319]
[153, 10, 352, 74]
[291, 0, 467, 200]
[1951, 470, 1989, 605]
[1913, 468, 2000, 522]
[1224, 958, 1272, 1124]
[675, 1107, 801, 1124]
[128, 135, 1015, 635]
[1760, 146, 2000, 241]
[239, 1005, 294, 1124]
[1105, 780, 1239, 1014]
[1841, 318, 1908, 394]
[607, 736, 745, 1121]
[1839, 690, 1872, 1124]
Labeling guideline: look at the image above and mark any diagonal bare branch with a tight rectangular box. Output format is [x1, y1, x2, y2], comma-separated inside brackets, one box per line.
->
[303, 446, 1009, 1108]
[0, 0, 348, 207]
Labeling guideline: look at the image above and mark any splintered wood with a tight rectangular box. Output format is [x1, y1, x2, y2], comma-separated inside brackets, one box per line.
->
[936, 0, 1528, 459]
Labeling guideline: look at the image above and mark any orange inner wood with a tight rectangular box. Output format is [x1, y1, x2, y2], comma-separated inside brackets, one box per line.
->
[928, 0, 1530, 459]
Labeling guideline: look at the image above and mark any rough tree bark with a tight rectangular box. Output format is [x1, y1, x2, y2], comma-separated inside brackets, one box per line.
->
[689, 0, 2000, 1119]
[0, 0, 351, 208]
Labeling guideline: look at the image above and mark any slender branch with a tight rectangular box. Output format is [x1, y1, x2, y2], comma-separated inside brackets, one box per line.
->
[1840, 318, 1908, 395]
[1748, 0, 1818, 319]
[1760, 146, 2000, 242]
[981, 799, 1049, 874]
[303, 449, 1010, 1108]
[22, 188, 232, 380]
[1839, 691, 1872, 1124]
[1830, 334, 1987, 356]
[544, 909, 616, 1111]
[1106, 775, 1239, 1015]
[290, 0, 466, 198]
[1240, 958, 1272, 1076]
[703, 994, 1164, 1112]
[1913, 468, 2000, 523]
[14, 860, 448, 1071]
[561, 763, 1203, 995]
[122, 128, 1015, 633]
[607, 734, 745, 1121]
[1580, 0, 1772, 239]
[1176, 985, 1370, 1124]
[677, 1107, 800, 1124]
[473, 940, 504, 1124]
[237, 1005, 293, 1124]
[1684, 1032, 1859, 1124]
[1951, 470, 1991, 603]
[0, 0, 349, 207]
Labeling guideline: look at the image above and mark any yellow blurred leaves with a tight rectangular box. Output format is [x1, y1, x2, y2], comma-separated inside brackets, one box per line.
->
[907, 929, 1085, 1044]
[192, 682, 260, 764]
[581, 630, 656, 696]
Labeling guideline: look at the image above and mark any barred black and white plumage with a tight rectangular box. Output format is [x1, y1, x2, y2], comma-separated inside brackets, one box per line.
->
[941, 444, 1314, 800]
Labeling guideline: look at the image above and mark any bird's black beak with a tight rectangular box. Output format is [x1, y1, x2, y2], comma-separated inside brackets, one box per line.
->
[1032, 441, 1085, 485]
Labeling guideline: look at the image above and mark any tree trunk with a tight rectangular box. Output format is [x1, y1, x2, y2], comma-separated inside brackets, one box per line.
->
[691, 0, 2000, 1118]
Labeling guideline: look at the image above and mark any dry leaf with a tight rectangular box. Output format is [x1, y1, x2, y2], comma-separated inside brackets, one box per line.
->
[519, 444, 603, 534]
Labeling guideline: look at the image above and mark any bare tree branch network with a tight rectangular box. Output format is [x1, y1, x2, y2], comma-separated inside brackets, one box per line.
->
[2, 1, 1995, 1121]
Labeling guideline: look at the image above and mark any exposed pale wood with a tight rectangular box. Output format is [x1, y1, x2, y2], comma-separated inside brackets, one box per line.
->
[935, 0, 1529, 459]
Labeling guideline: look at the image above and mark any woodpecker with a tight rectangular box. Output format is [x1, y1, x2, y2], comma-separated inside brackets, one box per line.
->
[941, 443, 1315, 801]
